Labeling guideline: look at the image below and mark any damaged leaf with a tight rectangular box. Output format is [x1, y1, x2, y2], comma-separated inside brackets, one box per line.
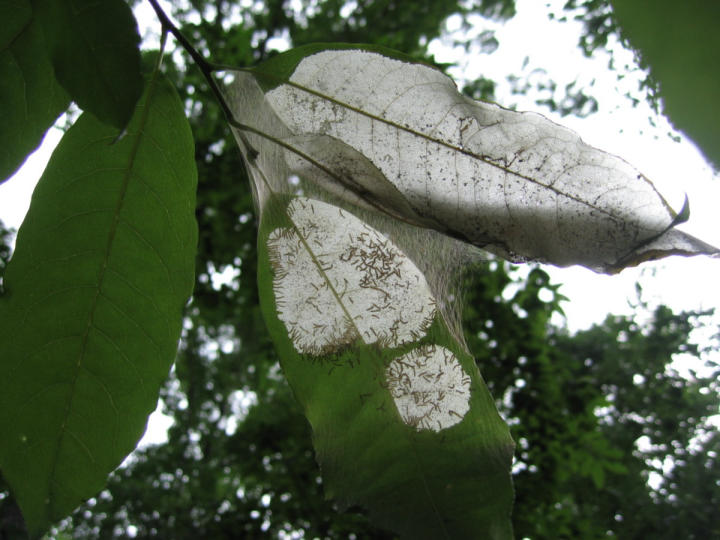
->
[255, 194, 514, 538]
[230, 44, 718, 274]
[221, 43, 718, 538]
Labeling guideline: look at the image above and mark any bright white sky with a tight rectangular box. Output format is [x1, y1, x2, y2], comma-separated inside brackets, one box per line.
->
[429, 0, 720, 335]
[0, 0, 717, 443]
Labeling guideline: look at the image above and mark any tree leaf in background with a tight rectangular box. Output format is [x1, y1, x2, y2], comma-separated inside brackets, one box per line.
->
[256, 195, 514, 538]
[0, 71, 197, 537]
[611, 0, 720, 169]
[233, 44, 718, 274]
[0, 0, 69, 183]
[32, 0, 143, 130]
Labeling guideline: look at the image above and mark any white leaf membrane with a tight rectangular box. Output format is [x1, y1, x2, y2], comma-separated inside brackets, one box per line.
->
[386, 344, 471, 432]
[255, 49, 718, 273]
[267, 197, 436, 355]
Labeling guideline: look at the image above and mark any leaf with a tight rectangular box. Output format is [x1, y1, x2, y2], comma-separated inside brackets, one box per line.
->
[611, 0, 720, 169]
[0, 71, 197, 536]
[0, 0, 30, 47]
[230, 44, 718, 274]
[256, 194, 514, 538]
[0, 0, 70, 183]
[32, 0, 143, 130]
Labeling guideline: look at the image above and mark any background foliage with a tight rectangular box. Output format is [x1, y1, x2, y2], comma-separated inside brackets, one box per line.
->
[1, 0, 718, 538]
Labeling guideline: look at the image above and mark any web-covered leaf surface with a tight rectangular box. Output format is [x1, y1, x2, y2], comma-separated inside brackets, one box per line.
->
[235, 46, 718, 274]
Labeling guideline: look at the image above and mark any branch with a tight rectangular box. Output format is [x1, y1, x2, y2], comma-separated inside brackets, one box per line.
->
[144, 0, 426, 224]
[146, 0, 258, 161]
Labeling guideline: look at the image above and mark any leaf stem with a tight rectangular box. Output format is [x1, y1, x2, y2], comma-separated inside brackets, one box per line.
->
[145, 0, 441, 229]
[146, 0, 258, 160]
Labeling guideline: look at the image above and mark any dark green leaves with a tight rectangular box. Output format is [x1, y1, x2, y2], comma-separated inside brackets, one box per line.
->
[611, 1, 720, 168]
[1, 0, 143, 183]
[32, 0, 143, 130]
[0, 0, 69, 182]
[0, 71, 197, 537]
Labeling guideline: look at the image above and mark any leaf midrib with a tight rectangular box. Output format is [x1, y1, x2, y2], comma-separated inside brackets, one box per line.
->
[46, 69, 160, 516]
[273, 197, 452, 537]
[406, 434, 452, 539]
[252, 167, 364, 348]
[244, 65, 675, 221]
[288, 209, 360, 344]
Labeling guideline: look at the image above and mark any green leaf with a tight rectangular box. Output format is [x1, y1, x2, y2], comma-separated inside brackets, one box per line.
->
[0, 71, 197, 537]
[257, 194, 514, 538]
[32, 0, 143, 130]
[0, 0, 31, 45]
[611, 0, 720, 169]
[227, 45, 718, 274]
[0, 0, 69, 183]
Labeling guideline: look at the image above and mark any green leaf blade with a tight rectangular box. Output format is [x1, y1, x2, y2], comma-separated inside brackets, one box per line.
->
[0, 0, 70, 183]
[0, 72, 197, 536]
[257, 195, 514, 538]
[32, 0, 143, 130]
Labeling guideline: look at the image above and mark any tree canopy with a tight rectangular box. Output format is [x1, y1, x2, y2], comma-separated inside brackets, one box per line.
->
[1, 1, 718, 538]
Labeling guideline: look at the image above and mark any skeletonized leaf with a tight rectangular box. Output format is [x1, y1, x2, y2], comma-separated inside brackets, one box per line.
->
[32, 0, 143, 130]
[256, 194, 514, 538]
[233, 44, 718, 274]
[0, 0, 70, 183]
[0, 72, 197, 536]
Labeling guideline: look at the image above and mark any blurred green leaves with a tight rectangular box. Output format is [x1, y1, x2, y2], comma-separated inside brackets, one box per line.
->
[0, 0, 144, 184]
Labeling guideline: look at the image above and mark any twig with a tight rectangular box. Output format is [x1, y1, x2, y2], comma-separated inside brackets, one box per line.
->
[144, 0, 438, 228]
[146, 0, 258, 161]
